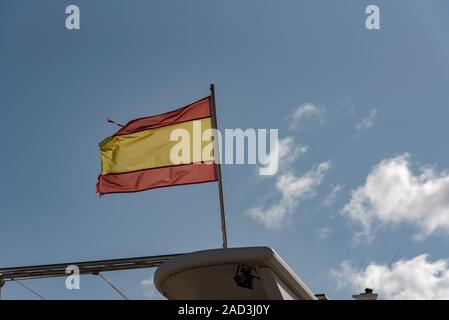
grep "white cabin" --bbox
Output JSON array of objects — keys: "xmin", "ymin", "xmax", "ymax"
[{"xmin": 154, "ymin": 246, "xmax": 318, "ymax": 300}]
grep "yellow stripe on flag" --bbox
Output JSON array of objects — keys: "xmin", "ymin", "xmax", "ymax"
[{"xmin": 99, "ymin": 118, "xmax": 213, "ymax": 175}]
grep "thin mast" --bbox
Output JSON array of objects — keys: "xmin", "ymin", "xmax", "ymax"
[{"xmin": 209, "ymin": 84, "xmax": 228, "ymax": 248}]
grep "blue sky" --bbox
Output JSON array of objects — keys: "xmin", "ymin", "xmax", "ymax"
[{"xmin": 1, "ymin": 0, "xmax": 449, "ymax": 299}]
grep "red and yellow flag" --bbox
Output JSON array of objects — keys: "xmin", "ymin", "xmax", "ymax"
[{"xmin": 96, "ymin": 97, "xmax": 217, "ymax": 195}]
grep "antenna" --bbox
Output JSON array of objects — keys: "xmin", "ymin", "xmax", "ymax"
[
  {"xmin": 346, "ymin": 245, "xmax": 362, "ymax": 293},
  {"xmin": 350, "ymin": 248, "xmax": 400, "ymax": 300},
  {"xmin": 374, "ymin": 248, "xmax": 400, "ymax": 291}
]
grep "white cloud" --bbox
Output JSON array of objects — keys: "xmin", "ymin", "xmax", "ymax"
[
  {"xmin": 288, "ymin": 103, "xmax": 323, "ymax": 130},
  {"xmin": 355, "ymin": 108, "xmax": 377, "ymax": 131},
  {"xmin": 256, "ymin": 136, "xmax": 307, "ymax": 176},
  {"xmin": 332, "ymin": 254, "xmax": 449, "ymax": 299},
  {"xmin": 342, "ymin": 154, "xmax": 449, "ymax": 240},
  {"xmin": 277, "ymin": 136, "xmax": 308, "ymax": 168},
  {"xmin": 141, "ymin": 278, "xmax": 163, "ymax": 300},
  {"xmin": 248, "ymin": 104, "xmax": 330, "ymax": 229},
  {"xmin": 321, "ymin": 184, "xmax": 343, "ymax": 208},
  {"xmin": 247, "ymin": 160, "xmax": 331, "ymax": 228}
]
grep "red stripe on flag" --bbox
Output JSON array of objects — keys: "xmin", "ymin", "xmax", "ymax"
[
  {"xmin": 96, "ymin": 162, "xmax": 217, "ymax": 195},
  {"xmin": 114, "ymin": 96, "xmax": 211, "ymax": 135}
]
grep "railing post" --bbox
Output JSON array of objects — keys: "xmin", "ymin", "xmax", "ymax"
[{"xmin": 0, "ymin": 276, "xmax": 5, "ymax": 300}]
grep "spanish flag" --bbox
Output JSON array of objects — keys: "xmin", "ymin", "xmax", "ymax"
[{"xmin": 96, "ymin": 96, "xmax": 217, "ymax": 195}]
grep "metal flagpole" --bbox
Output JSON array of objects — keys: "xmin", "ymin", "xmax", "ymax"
[{"xmin": 209, "ymin": 84, "xmax": 229, "ymax": 249}]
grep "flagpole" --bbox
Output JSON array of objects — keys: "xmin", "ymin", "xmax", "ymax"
[{"xmin": 209, "ymin": 84, "xmax": 229, "ymax": 249}]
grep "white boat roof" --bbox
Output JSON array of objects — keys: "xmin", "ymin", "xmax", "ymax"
[{"xmin": 154, "ymin": 246, "xmax": 317, "ymax": 300}]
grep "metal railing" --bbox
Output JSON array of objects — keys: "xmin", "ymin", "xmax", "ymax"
[{"xmin": 0, "ymin": 253, "xmax": 181, "ymax": 282}]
